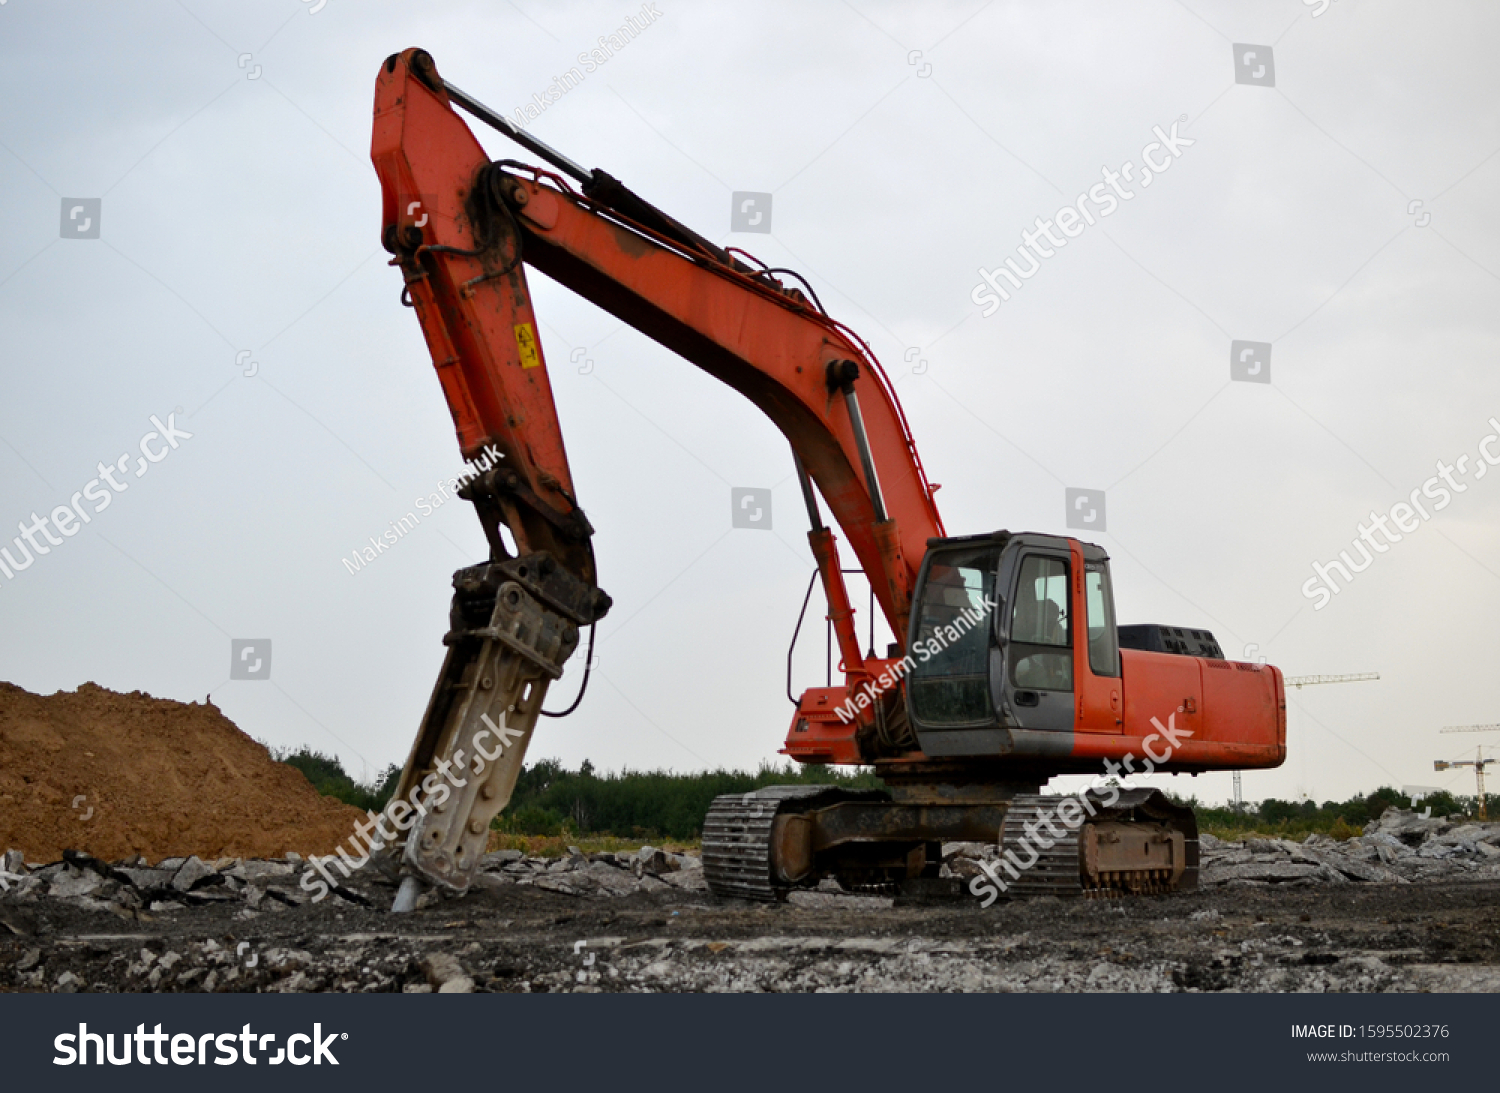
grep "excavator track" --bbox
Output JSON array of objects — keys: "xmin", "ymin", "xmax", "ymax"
[
  {"xmin": 999, "ymin": 787, "xmax": 1198, "ymax": 899},
  {"xmin": 702, "ymin": 786, "xmax": 849, "ymax": 901},
  {"xmin": 707, "ymin": 785, "xmax": 1199, "ymax": 902}
]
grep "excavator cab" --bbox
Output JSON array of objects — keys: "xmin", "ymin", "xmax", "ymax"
[{"xmin": 905, "ymin": 532, "xmax": 1119, "ymax": 757}]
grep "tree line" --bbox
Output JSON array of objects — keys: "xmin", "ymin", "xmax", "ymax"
[
  {"xmin": 275, "ymin": 748, "xmax": 879, "ymax": 840},
  {"xmin": 276, "ymin": 746, "xmax": 1479, "ymax": 842}
]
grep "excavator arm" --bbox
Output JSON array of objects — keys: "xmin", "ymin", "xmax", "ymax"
[{"xmin": 372, "ymin": 48, "xmax": 943, "ymax": 903}]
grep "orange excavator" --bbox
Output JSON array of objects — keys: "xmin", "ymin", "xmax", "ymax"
[{"xmin": 372, "ymin": 50, "xmax": 1285, "ymax": 910}]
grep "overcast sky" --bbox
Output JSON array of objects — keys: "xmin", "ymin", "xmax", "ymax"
[{"xmin": 2, "ymin": 0, "xmax": 1497, "ymax": 809}]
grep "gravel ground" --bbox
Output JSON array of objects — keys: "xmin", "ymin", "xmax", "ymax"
[{"xmin": 5, "ymin": 810, "xmax": 1499, "ymax": 994}]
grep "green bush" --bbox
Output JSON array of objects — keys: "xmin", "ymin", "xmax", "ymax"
[
  {"xmin": 494, "ymin": 758, "xmax": 884, "ymax": 840},
  {"xmin": 275, "ymin": 746, "xmax": 881, "ymax": 840},
  {"xmin": 505, "ymin": 805, "xmax": 568, "ymax": 837}
]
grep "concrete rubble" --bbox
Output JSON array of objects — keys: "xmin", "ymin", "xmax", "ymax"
[
  {"xmin": 0, "ymin": 845, "xmax": 708, "ymax": 922},
  {"xmin": 929, "ymin": 809, "xmax": 1500, "ymax": 889},
  {"xmin": 4, "ymin": 810, "xmax": 1500, "ymax": 993},
  {"xmin": 7, "ymin": 812, "xmax": 1483, "ymax": 927},
  {"xmin": 1194, "ymin": 809, "xmax": 1500, "ymax": 887}
]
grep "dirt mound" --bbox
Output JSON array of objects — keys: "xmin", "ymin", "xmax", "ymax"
[{"xmin": 0, "ymin": 681, "xmax": 366, "ymax": 864}]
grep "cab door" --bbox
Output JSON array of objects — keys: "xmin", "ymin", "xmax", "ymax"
[
  {"xmin": 996, "ymin": 546, "xmax": 1075, "ymax": 732},
  {"xmin": 1075, "ymin": 543, "xmax": 1124, "ymax": 735}
]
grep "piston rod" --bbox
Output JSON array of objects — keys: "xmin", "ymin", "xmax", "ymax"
[{"xmin": 443, "ymin": 79, "xmax": 591, "ymax": 184}]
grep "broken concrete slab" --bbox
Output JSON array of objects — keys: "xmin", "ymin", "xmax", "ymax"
[
  {"xmin": 1201, "ymin": 861, "xmax": 1322, "ymax": 883},
  {"xmin": 1291, "ymin": 844, "xmax": 1408, "ymax": 884},
  {"xmin": 172, "ymin": 856, "xmax": 215, "ymax": 892},
  {"xmin": 47, "ymin": 865, "xmax": 108, "ymax": 900}
]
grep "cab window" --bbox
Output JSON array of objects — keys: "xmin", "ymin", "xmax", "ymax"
[
  {"xmin": 907, "ymin": 546, "xmax": 1000, "ymax": 726},
  {"xmin": 1009, "ymin": 555, "xmax": 1072, "ymax": 692},
  {"xmin": 1085, "ymin": 561, "xmax": 1120, "ymax": 677}
]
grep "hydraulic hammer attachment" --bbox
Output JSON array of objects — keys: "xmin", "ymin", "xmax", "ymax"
[{"xmin": 391, "ymin": 552, "xmax": 609, "ymax": 910}]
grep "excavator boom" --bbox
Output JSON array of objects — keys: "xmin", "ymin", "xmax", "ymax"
[{"xmin": 373, "ymin": 49, "xmax": 941, "ymax": 641}]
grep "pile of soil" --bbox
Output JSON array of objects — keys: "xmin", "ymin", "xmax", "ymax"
[{"xmin": 0, "ymin": 681, "xmax": 366, "ymax": 863}]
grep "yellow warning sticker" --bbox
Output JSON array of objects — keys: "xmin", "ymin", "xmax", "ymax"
[{"xmin": 514, "ymin": 322, "xmax": 541, "ymax": 369}]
